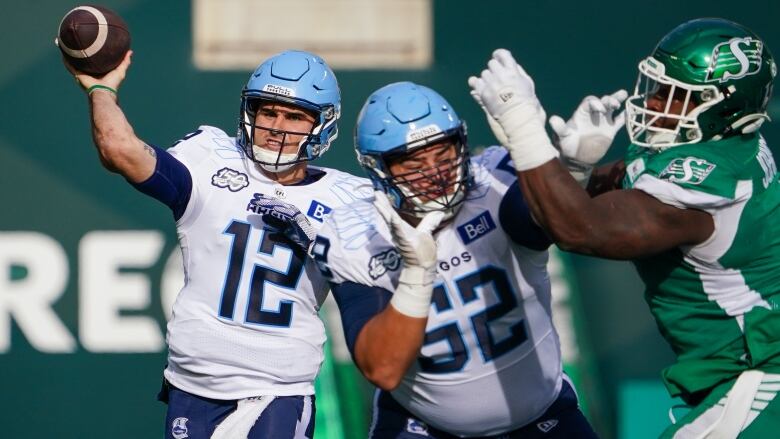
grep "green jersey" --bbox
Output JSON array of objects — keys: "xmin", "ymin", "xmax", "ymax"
[{"xmin": 622, "ymin": 133, "xmax": 780, "ymax": 400}]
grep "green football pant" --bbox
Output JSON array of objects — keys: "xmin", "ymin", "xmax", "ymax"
[{"xmin": 661, "ymin": 371, "xmax": 780, "ymax": 439}]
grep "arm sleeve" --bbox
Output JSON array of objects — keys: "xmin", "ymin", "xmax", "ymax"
[
  {"xmin": 498, "ymin": 180, "xmax": 552, "ymax": 250},
  {"xmin": 130, "ymin": 145, "xmax": 193, "ymax": 221},
  {"xmin": 330, "ymin": 281, "xmax": 392, "ymax": 358}
]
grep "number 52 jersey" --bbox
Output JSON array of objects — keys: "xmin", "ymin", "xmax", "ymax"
[{"xmin": 315, "ymin": 147, "xmax": 564, "ymax": 437}]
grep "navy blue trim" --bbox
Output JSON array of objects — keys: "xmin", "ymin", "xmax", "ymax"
[
  {"xmin": 371, "ymin": 379, "xmax": 596, "ymax": 438},
  {"xmin": 288, "ymin": 168, "xmax": 327, "ymax": 186},
  {"xmin": 498, "ymin": 181, "xmax": 551, "ymax": 250},
  {"xmin": 131, "ymin": 145, "xmax": 193, "ymax": 221},
  {"xmin": 330, "ymin": 281, "xmax": 392, "ymax": 358}
]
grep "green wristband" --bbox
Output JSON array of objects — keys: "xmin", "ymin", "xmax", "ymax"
[{"xmin": 87, "ymin": 84, "xmax": 117, "ymax": 96}]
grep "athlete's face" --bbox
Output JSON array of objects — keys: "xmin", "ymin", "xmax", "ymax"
[
  {"xmin": 646, "ymin": 84, "xmax": 699, "ymax": 129},
  {"xmin": 253, "ymin": 102, "xmax": 317, "ymax": 154},
  {"xmin": 386, "ymin": 139, "xmax": 460, "ymax": 201}
]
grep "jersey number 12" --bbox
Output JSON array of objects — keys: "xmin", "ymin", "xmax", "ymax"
[{"xmin": 218, "ymin": 220, "xmax": 305, "ymax": 327}]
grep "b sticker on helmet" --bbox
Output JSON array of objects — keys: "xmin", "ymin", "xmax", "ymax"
[
  {"xmin": 659, "ymin": 157, "xmax": 716, "ymax": 184},
  {"xmin": 706, "ymin": 37, "xmax": 763, "ymax": 83}
]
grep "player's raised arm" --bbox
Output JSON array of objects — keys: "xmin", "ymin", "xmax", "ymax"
[
  {"xmin": 469, "ymin": 49, "xmax": 713, "ymax": 259},
  {"xmin": 346, "ymin": 193, "xmax": 442, "ymax": 390},
  {"xmin": 64, "ymin": 50, "xmax": 156, "ymax": 183}
]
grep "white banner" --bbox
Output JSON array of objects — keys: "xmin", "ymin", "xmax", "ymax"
[{"xmin": 193, "ymin": 0, "xmax": 432, "ymax": 70}]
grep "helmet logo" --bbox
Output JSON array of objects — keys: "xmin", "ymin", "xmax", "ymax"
[
  {"xmin": 406, "ymin": 124, "xmax": 442, "ymax": 143},
  {"xmin": 706, "ymin": 37, "xmax": 763, "ymax": 83},
  {"xmin": 262, "ymin": 83, "xmax": 296, "ymax": 97}
]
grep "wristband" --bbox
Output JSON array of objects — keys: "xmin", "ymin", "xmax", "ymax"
[
  {"xmin": 390, "ymin": 266, "xmax": 436, "ymax": 318},
  {"xmin": 497, "ymin": 100, "xmax": 559, "ymax": 171},
  {"xmin": 561, "ymin": 156, "xmax": 594, "ymax": 187},
  {"xmin": 87, "ymin": 84, "xmax": 117, "ymax": 96}
]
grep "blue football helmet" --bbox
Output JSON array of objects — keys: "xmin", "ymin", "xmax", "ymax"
[
  {"xmin": 355, "ymin": 82, "xmax": 471, "ymax": 219},
  {"xmin": 238, "ymin": 50, "xmax": 341, "ymax": 171}
]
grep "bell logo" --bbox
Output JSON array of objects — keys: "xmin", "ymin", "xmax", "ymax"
[
  {"xmin": 307, "ymin": 200, "xmax": 332, "ymax": 222},
  {"xmin": 457, "ymin": 211, "xmax": 496, "ymax": 244},
  {"xmin": 706, "ymin": 37, "xmax": 763, "ymax": 83}
]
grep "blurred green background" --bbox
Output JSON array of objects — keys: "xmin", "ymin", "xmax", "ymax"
[{"xmin": 1, "ymin": 1, "xmax": 778, "ymax": 438}]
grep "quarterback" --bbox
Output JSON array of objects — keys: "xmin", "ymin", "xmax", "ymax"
[
  {"xmin": 314, "ymin": 82, "xmax": 598, "ymax": 438},
  {"xmin": 64, "ymin": 49, "xmax": 370, "ymax": 438},
  {"xmin": 470, "ymin": 18, "xmax": 780, "ymax": 438}
]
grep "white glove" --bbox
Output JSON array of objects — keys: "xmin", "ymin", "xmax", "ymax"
[
  {"xmin": 468, "ymin": 49, "xmax": 559, "ymax": 171},
  {"xmin": 550, "ymin": 90, "xmax": 628, "ymax": 185},
  {"xmin": 374, "ymin": 192, "xmax": 443, "ymax": 318},
  {"xmin": 248, "ymin": 193, "xmax": 317, "ymax": 255},
  {"xmin": 470, "ymin": 74, "xmax": 546, "ymax": 147}
]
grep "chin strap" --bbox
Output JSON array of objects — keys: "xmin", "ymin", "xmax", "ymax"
[
  {"xmin": 733, "ymin": 113, "xmax": 770, "ymax": 134},
  {"xmin": 712, "ymin": 113, "xmax": 770, "ymax": 141}
]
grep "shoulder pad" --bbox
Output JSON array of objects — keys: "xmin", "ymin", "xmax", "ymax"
[
  {"xmin": 624, "ymin": 142, "xmax": 743, "ymax": 200},
  {"xmin": 167, "ymin": 125, "xmax": 242, "ymax": 168}
]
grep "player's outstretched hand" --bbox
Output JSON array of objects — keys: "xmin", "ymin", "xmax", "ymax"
[
  {"xmin": 63, "ymin": 50, "xmax": 133, "ymax": 94},
  {"xmin": 468, "ymin": 49, "xmax": 541, "ymax": 119},
  {"xmin": 469, "ymin": 67, "xmax": 546, "ymax": 147},
  {"xmin": 248, "ymin": 194, "xmax": 317, "ymax": 256},
  {"xmin": 549, "ymin": 89, "xmax": 628, "ymax": 185},
  {"xmin": 373, "ymin": 191, "xmax": 442, "ymax": 272},
  {"xmin": 468, "ymin": 49, "xmax": 558, "ymax": 171}
]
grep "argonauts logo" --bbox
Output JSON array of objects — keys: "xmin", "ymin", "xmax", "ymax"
[
  {"xmin": 406, "ymin": 418, "xmax": 430, "ymax": 436},
  {"xmin": 368, "ymin": 248, "xmax": 402, "ymax": 279},
  {"xmin": 171, "ymin": 417, "xmax": 189, "ymax": 439}
]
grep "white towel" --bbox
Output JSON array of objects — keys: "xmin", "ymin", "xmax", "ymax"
[{"xmin": 211, "ymin": 396, "xmax": 276, "ymax": 439}]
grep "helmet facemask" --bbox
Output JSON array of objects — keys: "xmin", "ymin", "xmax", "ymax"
[
  {"xmin": 626, "ymin": 57, "xmax": 724, "ymax": 149},
  {"xmin": 362, "ymin": 131, "xmax": 471, "ymax": 221}
]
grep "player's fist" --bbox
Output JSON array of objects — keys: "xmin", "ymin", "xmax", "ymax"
[{"xmin": 373, "ymin": 192, "xmax": 442, "ymax": 271}]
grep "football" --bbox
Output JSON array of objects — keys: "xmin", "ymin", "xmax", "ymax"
[{"xmin": 55, "ymin": 5, "xmax": 130, "ymax": 77}]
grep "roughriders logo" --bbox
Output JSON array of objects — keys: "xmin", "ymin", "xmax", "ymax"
[
  {"xmin": 368, "ymin": 248, "xmax": 402, "ymax": 279},
  {"xmin": 659, "ymin": 157, "xmax": 716, "ymax": 184},
  {"xmin": 706, "ymin": 37, "xmax": 763, "ymax": 82},
  {"xmin": 211, "ymin": 167, "xmax": 249, "ymax": 192}
]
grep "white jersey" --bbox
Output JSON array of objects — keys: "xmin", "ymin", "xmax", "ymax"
[
  {"xmin": 163, "ymin": 125, "xmax": 372, "ymax": 400},
  {"xmin": 317, "ymin": 147, "xmax": 563, "ymax": 436}
]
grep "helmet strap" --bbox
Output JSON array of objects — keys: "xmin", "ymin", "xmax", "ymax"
[{"xmin": 732, "ymin": 113, "xmax": 770, "ymax": 134}]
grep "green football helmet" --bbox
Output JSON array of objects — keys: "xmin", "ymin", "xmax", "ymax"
[{"xmin": 626, "ymin": 18, "xmax": 777, "ymax": 148}]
